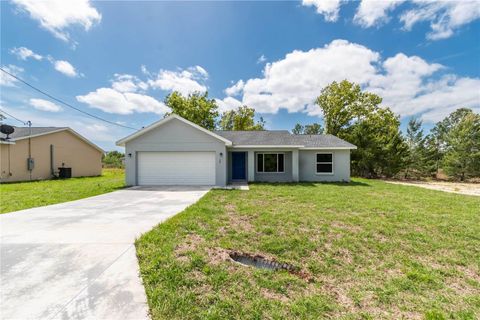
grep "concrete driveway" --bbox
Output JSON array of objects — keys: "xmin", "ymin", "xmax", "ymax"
[{"xmin": 0, "ymin": 186, "xmax": 210, "ymax": 320}]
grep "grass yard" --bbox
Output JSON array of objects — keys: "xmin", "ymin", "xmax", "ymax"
[
  {"xmin": 136, "ymin": 179, "xmax": 480, "ymax": 320},
  {"xmin": 0, "ymin": 168, "xmax": 125, "ymax": 214}
]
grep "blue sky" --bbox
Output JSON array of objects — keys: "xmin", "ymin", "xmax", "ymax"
[{"xmin": 1, "ymin": 0, "xmax": 479, "ymax": 151}]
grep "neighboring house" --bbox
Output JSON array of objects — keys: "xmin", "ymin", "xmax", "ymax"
[
  {"xmin": 0, "ymin": 126, "xmax": 103, "ymax": 182},
  {"xmin": 116, "ymin": 114, "xmax": 356, "ymax": 186}
]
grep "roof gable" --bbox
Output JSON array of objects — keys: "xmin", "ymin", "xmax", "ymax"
[
  {"xmin": 116, "ymin": 114, "xmax": 232, "ymax": 146},
  {"xmin": 0, "ymin": 126, "xmax": 104, "ymax": 153}
]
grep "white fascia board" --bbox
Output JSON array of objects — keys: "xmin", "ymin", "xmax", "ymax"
[
  {"xmin": 230, "ymin": 145, "xmax": 305, "ymax": 148},
  {"xmin": 300, "ymin": 146, "xmax": 357, "ymax": 150},
  {"xmin": 116, "ymin": 114, "xmax": 232, "ymax": 146}
]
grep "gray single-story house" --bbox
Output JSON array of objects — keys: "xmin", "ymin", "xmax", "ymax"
[{"xmin": 116, "ymin": 114, "xmax": 356, "ymax": 186}]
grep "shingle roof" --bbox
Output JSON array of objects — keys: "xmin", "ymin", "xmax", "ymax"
[
  {"xmin": 213, "ymin": 130, "xmax": 294, "ymax": 146},
  {"xmin": 0, "ymin": 126, "xmax": 66, "ymax": 140},
  {"xmin": 291, "ymin": 134, "xmax": 357, "ymax": 148},
  {"xmin": 214, "ymin": 130, "xmax": 356, "ymax": 148}
]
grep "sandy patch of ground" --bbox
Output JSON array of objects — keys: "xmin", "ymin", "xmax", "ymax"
[{"xmin": 384, "ymin": 180, "xmax": 480, "ymax": 196}]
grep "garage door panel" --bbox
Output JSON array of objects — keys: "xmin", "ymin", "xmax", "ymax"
[{"xmin": 137, "ymin": 152, "xmax": 215, "ymax": 185}]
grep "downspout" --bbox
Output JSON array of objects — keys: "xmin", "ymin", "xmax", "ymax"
[
  {"xmin": 27, "ymin": 121, "xmax": 32, "ymax": 180},
  {"xmin": 8, "ymin": 143, "xmax": 11, "ymax": 177},
  {"xmin": 50, "ymin": 144, "xmax": 55, "ymax": 177}
]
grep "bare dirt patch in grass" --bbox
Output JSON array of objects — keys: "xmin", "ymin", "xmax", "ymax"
[
  {"xmin": 205, "ymin": 247, "xmax": 232, "ymax": 265},
  {"xmin": 260, "ymin": 288, "xmax": 290, "ymax": 303},
  {"xmin": 332, "ymin": 247, "xmax": 353, "ymax": 265},
  {"xmin": 175, "ymin": 234, "xmax": 233, "ymax": 266},
  {"xmin": 457, "ymin": 265, "xmax": 480, "ymax": 282},
  {"xmin": 319, "ymin": 279, "xmax": 356, "ymax": 310},
  {"xmin": 174, "ymin": 233, "xmax": 205, "ymax": 262},
  {"xmin": 447, "ymin": 279, "xmax": 478, "ymax": 296},
  {"xmin": 330, "ymin": 221, "xmax": 363, "ymax": 234},
  {"xmin": 385, "ymin": 180, "xmax": 480, "ymax": 196},
  {"xmin": 222, "ymin": 203, "xmax": 255, "ymax": 233}
]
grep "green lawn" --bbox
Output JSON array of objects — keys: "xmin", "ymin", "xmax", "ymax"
[
  {"xmin": 136, "ymin": 179, "xmax": 480, "ymax": 320},
  {"xmin": 0, "ymin": 168, "xmax": 125, "ymax": 213}
]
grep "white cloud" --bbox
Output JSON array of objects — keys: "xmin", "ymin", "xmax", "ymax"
[
  {"xmin": 376, "ymin": 73, "xmax": 480, "ymax": 122},
  {"xmin": 366, "ymin": 53, "xmax": 466, "ymax": 120},
  {"xmin": 0, "ymin": 65, "xmax": 24, "ymax": 87},
  {"xmin": 111, "ymin": 74, "xmax": 148, "ymax": 93},
  {"xmin": 9, "ymin": 48, "xmax": 83, "ymax": 78},
  {"xmin": 10, "ymin": 47, "xmax": 43, "ymax": 61},
  {"xmin": 419, "ymin": 83, "xmax": 480, "ymax": 122},
  {"xmin": 354, "ymin": 0, "xmax": 404, "ymax": 27},
  {"xmin": 29, "ymin": 98, "xmax": 62, "ymax": 112},
  {"xmin": 233, "ymin": 40, "xmax": 380, "ymax": 114},
  {"xmin": 306, "ymin": 0, "xmax": 480, "ymax": 40},
  {"xmin": 12, "ymin": 0, "xmax": 101, "ymax": 42},
  {"xmin": 148, "ymin": 66, "xmax": 208, "ymax": 95},
  {"xmin": 76, "ymin": 88, "xmax": 168, "ymax": 115},
  {"xmin": 141, "ymin": 65, "xmax": 151, "ymax": 76},
  {"xmin": 257, "ymin": 54, "xmax": 267, "ymax": 64},
  {"xmin": 223, "ymin": 39, "xmax": 480, "ymax": 123},
  {"xmin": 112, "ymin": 79, "xmax": 137, "ymax": 93},
  {"xmin": 225, "ymin": 80, "xmax": 245, "ymax": 97},
  {"xmin": 216, "ymin": 96, "xmax": 243, "ymax": 113},
  {"xmin": 77, "ymin": 65, "xmax": 211, "ymax": 115},
  {"xmin": 53, "ymin": 60, "xmax": 78, "ymax": 77},
  {"xmin": 85, "ymin": 123, "xmax": 108, "ymax": 132},
  {"xmin": 302, "ymin": 0, "xmax": 344, "ymax": 22},
  {"xmin": 400, "ymin": 1, "xmax": 480, "ymax": 40},
  {"xmin": 194, "ymin": 65, "xmax": 209, "ymax": 78}
]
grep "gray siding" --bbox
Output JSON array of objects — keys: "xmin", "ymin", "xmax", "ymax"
[
  {"xmin": 124, "ymin": 118, "xmax": 227, "ymax": 186},
  {"xmin": 254, "ymin": 151, "xmax": 293, "ymax": 183},
  {"xmin": 299, "ymin": 149, "xmax": 351, "ymax": 182}
]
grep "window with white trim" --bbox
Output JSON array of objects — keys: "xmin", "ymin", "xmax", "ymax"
[
  {"xmin": 316, "ymin": 153, "xmax": 333, "ymax": 174},
  {"xmin": 257, "ymin": 153, "xmax": 284, "ymax": 173}
]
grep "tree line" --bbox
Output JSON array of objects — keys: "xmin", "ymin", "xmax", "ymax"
[
  {"xmin": 105, "ymin": 84, "xmax": 479, "ymax": 181},
  {"xmin": 102, "ymin": 150, "xmax": 124, "ymax": 168},
  {"xmin": 306, "ymin": 80, "xmax": 479, "ymax": 181}
]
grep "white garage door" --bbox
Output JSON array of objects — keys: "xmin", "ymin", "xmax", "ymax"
[{"xmin": 137, "ymin": 151, "xmax": 216, "ymax": 185}]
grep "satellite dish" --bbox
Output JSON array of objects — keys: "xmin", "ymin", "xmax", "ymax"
[{"xmin": 0, "ymin": 124, "xmax": 15, "ymax": 139}]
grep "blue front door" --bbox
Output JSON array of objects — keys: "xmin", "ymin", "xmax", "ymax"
[{"xmin": 232, "ymin": 152, "xmax": 246, "ymax": 180}]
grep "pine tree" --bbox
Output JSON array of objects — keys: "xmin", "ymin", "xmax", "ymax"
[
  {"xmin": 430, "ymin": 108, "xmax": 474, "ymax": 165},
  {"xmin": 292, "ymin": 123, "xmax": 304, "ymax": 134},
  {"xmin": 443, "ymin": 113, "xmax": 480, "ymax": 181},
  {"xmin": 404, "ymin": 118, "xmax": 430, "ymax": 179}
]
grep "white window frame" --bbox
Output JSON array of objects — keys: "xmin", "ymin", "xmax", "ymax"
[
  {"xmin": 315, "ymin": 152, "xmax": 334, "ymax": 175},
  {"xmin": 256, "ymin": 153, "xmax": 285, "ymax": 173}
]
